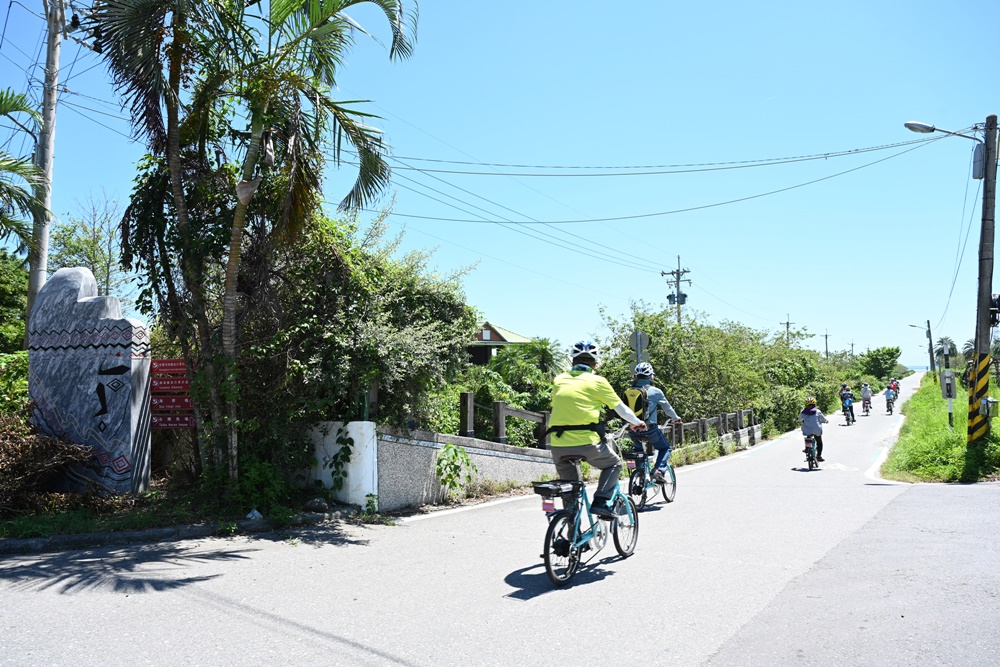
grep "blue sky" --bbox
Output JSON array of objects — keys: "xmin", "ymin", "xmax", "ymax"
[{"xmin": 2, "ymin": 0, "xmax": 998, "ymax": 367}]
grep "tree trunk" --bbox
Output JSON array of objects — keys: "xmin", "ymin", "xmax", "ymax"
[
  {"xmin": 220, "ymin": 105, "xmax": 267, "ymax": 483},
  {"xmin": 164, "ymin": 13, "xmax": 226, "ymax": 477}
]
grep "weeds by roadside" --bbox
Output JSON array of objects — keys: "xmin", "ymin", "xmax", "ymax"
[{"xmin": 882, "ymin": 374, "xmax": 1000, "ymax": 482}]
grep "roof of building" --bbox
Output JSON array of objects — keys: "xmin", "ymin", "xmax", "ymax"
[{"xmin": 471, "ymin": 321, "xmax": 534, "ymax": 346}]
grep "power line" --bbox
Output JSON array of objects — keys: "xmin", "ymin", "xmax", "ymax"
[
  {"xmin": 375, "ymin": 138, "xmax": 944, "ymax": 225},
  {"xmin": 375, "ymin": 138, "xmax": 937, "ymax": 177},
  {"xmin": 59, "ymin": 100, "xmax": 135, "ymax": 141},
  {"xmin": 935, "ymin": 181, "xmax": 982, "ymax": 331},
  {"xmin": 387, "ymin": 155, "xmax": 666, "ymax": 273},
  {"xmin": 389, "ymin": 175, "xmax": 653, "ymax": 273}
]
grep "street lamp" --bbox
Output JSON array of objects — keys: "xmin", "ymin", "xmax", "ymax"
[
  {"xmin": 908, "ymin": 322, "xmax": 936, "ymax": 377},
  {"xmin": 906, "ymin": 116, "xmax": 998, "ymax": 442}
]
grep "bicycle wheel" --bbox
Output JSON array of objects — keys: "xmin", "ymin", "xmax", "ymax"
[
  {"xmin": 660, "ymin": 464, "xmax": 676, "ymax": 502},
  {"xmin": 611, "ymin": 496, "xmax": 638, "ymax": 557},
  {"xmin": 543, "ymin": 511, "xmax": 579, "ymax": 586},
  {"xmin": 628, "ymin": 469, "xmax": 647, "ymax": 509}
]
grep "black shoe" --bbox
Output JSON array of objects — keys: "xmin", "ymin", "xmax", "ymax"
[
  {"xmin": 591, "ymin": 501, "xmax": 616, "ymax": 520},
  {"xmin": 817, "ymin": 456, "xmax": 825, "ymax": 462}
]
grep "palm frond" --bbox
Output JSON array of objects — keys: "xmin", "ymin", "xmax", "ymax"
[{"xmin": 314, "ymin": 95, "xmax": 390, "ymax": 211}]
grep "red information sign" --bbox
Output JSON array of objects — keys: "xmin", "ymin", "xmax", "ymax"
[
  {"xmin": 152, "ymin": 395, "xmax": 193, "ymax": 411},
  {"xmin": 151, "ymin": 359, "xmax": 195, "ymax": 429},
  {"xmin": 152, "ymin": 359, "xmax": 188, "ymax": 374},
  {"xmin": 152, "ymin": 377, "xmax": 190, "ymax": 392},
  {"xmin": 152, "ymin": 414, "xmax": 195, "ymax": 429}
]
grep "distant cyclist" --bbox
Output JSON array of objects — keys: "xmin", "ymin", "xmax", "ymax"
[
  {"xmin": 625, "ymin": 362, "xmax": 682, "ymax": 483},
  {"xmin": 890, "ymin": 377, "xmax": 900, "ymax": 395},
  {"xmin": 840, "ymin": 383, "xmax": 856, "ymax": 423},
  {"xmin": 860, "ymin": 382, "xmax": 874, "ymax": 413},
  {"xmin": 797, "ymin": 396, "xmax": 829, "ymax": 462},
  {"xmin": 884, "ymin": 384, "xmax": 897, "ymax": 408},
  {"xmin": 547, "ymin": 341, "xmax": 645, "ymax": 519}
]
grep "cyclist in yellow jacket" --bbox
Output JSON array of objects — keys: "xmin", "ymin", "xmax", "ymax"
[{"xmin": 547, "ymin": 340, "xmax": 645, "ymax": 519}]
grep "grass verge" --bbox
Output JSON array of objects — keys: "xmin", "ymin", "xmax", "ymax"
[{"xmin": 882, "ymin": 374, "xmax": 1000, "ymax": 483}]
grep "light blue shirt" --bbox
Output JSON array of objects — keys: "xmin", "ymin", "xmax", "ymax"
[{"xmin": 633, "ymin": 378, "xmax": 680, "ymax": 424}]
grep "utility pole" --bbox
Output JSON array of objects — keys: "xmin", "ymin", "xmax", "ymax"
[
  {"xmin": 823, "ymin": 330, "xmax": 830, "ymax": 359},
  {"xmin": 780, "ymin": 314, "xmax": 794, "ymax": 345},
  {"xmin": 969, "ymin": 113, "xmax": 998, "ymax": 444},
  {"xmin": 660, "ymin": 256, "xmax": 691, "ymax": 325},
  {"xmin": 25, "ymin": 0, "xmax": 65, "ymax": 336},
  {"xmin": 851, "ymin": 340, "xmax": 855, "ymax": 357},
  {"xmin": 925, "ymin": 319, "xmax": 937, "ymax": 378}
]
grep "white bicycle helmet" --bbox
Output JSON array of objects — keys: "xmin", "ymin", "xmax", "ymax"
[
  {"xmin": 634, "ymin": 362, "xmax": 654, "ymax": 377},
  {"xmin": 570, "ymin": 340, "xmax": 601, "ymax": 365}
]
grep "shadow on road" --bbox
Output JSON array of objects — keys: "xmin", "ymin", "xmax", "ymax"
[
  {"xmin": 0, "ymin": 541, "xmax": 241, "ymax": 594},
  {"xmin": 503, "ymin": 556, "xmax": 617, "ymax": 601},
  {"xmin": 245, "ymin": 522, "xmax": 373, "ymax": 550}
]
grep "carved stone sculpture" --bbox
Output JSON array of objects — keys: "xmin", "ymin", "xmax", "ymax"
[{"xmin": 28, "ymin": 268, "xmax": 151, "ymax": 493}]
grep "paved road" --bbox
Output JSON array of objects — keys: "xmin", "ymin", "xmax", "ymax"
[{"xmin": 2, "ymin": 373, "xmax": 998, "ymax": 666}]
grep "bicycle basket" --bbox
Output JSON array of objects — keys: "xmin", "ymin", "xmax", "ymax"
[{"xmin": 532, "ymin": 481, "xmax": 582, "ymax": 497}]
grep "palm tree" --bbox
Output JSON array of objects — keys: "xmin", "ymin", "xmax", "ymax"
[
  {"xmin": 95, "ymin": 0, "xmax": 416, "ymax": 482},
  {"xmin": 963, "ymin": 338, "xmax": 975, "ymax": 364},
  {"xmin": 934, "ymin": 336, "xmax": 958, "ymax": 366},
  {"xmin": 0, "ymin": 88, "xmax": 42, "ymax": 248},
  {"xmin": 211, "ymin": 1, "xmax": 415, "ymax": 481},
  {"xmin": 94, "ymin": 0, "xmax": 237, "ymax": 472}
]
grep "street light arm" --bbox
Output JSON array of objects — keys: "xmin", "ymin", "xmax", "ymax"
[{"xmin": 904, "ymin": 121, "xmax": 983, "ymax": 144}]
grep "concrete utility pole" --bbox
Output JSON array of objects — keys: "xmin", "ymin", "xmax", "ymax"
[
  {"xmin": 661, "ymin": 256, "xmax": 691, "ymax": 325},
  {"xmin": 969, "ymin": 114, "xmax": 998, "ymax": 443},
  {"xmin": 780, "ymin": 314, "xmax": 794, "ymax": 345},
  {"xmin": 824, "ymin": 330, "xmax": 830, "ymax": 359},
  {"xmin": 25, "ymin": 0, "xmax": 64, "ymax": 336},
  {"xmin": 905, "ymin": 114, "xmax": 997, "ymax": 442},
  {"xmin": 925, "ymin": 320, "xmax": 937, "ymax": 377}
]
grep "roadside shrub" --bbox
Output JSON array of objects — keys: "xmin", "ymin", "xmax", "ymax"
[
  {"xmin": 0, "ymin": 403, "xmax": 92, "ymax": 516},
  {"xmin": 0, "ymin": 352, "xmax": 28, "ymax": 416}
]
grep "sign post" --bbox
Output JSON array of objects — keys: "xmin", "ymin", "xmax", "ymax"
[{"xmin": 628, "ymin": 330, "xmax": 650, "ymax": 367}]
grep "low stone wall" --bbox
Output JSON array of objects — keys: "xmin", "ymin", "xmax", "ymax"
[
  {"xmin": 306, "ymin": 421, "xmax": 763, "ymax": 513},
  {"xmin": 376, "ymin": 426, "xmax": 552, "ymax": 512}
]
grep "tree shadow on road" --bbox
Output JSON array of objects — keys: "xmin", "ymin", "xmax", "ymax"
[
  {"xmin": 0, "ymin": 541, "xmax": 244, "ymax": 594},
  {"xmin": 503, "ymin": 556, "xmax": 617, "ymax": 601},
  {"xmin": 244, "ymin": 521, "xmax": 373, "ymax": 549}
]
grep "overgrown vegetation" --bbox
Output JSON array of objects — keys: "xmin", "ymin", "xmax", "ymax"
[
  {"xmin": 882, "ymin": 374, "xmax": 1000, "ymax": 482},
  {"xmin": 597, "ymin": 307, "xmax": 890, "ymax": 438}
]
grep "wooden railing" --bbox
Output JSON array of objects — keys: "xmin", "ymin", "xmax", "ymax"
[
  {"xmin": 459, "ymin": 392, "xmax": 549, "ymax": 447},
  {"xmin": 459, "ymin": 392, "xmax": 755, "ymax": 450}
]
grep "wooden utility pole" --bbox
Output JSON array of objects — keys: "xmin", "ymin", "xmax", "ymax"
[
  {"xmin": 661, "ymin": 256, "xmax": 691, "ymax": 325},
  {"xmin": 823, "ymin": 330, "xmax": 830, "ymax": 359},
  {"xmin": 780, "ymin": 314, "xmax": 794, "ymax": 345}
]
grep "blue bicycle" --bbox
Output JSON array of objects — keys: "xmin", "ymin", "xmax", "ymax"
[
  {"xmin": 533, "ymin": 463, "xmax": 639, "ymax": 586},
  {"xmin": 612, "ymin": 426, "xmax": 676, "ymax": 509}
]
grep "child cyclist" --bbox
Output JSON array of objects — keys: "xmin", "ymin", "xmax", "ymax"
[{"xmin": 797, "ymin": 396, "xmax": 829, "ymax": 461}]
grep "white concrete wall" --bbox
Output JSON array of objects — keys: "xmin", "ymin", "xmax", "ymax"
[{"xmin": 307, "ymin": 421, "xmax": 378, "ymax": 507}]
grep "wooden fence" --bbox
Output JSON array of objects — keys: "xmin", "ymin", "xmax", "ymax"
[{"xmin": 459, "ymin": 392, "xmax": 754, "ymax": 450}]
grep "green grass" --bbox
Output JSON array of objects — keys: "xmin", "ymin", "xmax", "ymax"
[{"xmin": 882, "ymin": 374, "xmax": 1000, "ymax": 483}]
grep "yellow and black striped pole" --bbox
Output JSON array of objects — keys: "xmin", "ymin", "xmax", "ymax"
[
  {"xmin": 968, "ymin": 353, "xmax": 991, "ymax": 442},
  {"xmin": 968, "ymin": 114, "xmax": 998, "ymax": 444}
]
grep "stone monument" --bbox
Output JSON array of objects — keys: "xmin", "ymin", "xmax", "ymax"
[{"xmin": 28, "ymin": 268, "xmax": 151, "ymax": 493}]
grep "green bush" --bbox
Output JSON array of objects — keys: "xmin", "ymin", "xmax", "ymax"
[{"xmin": 0, "ymin": 352, "xmax": 28, "ymax": 415}]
